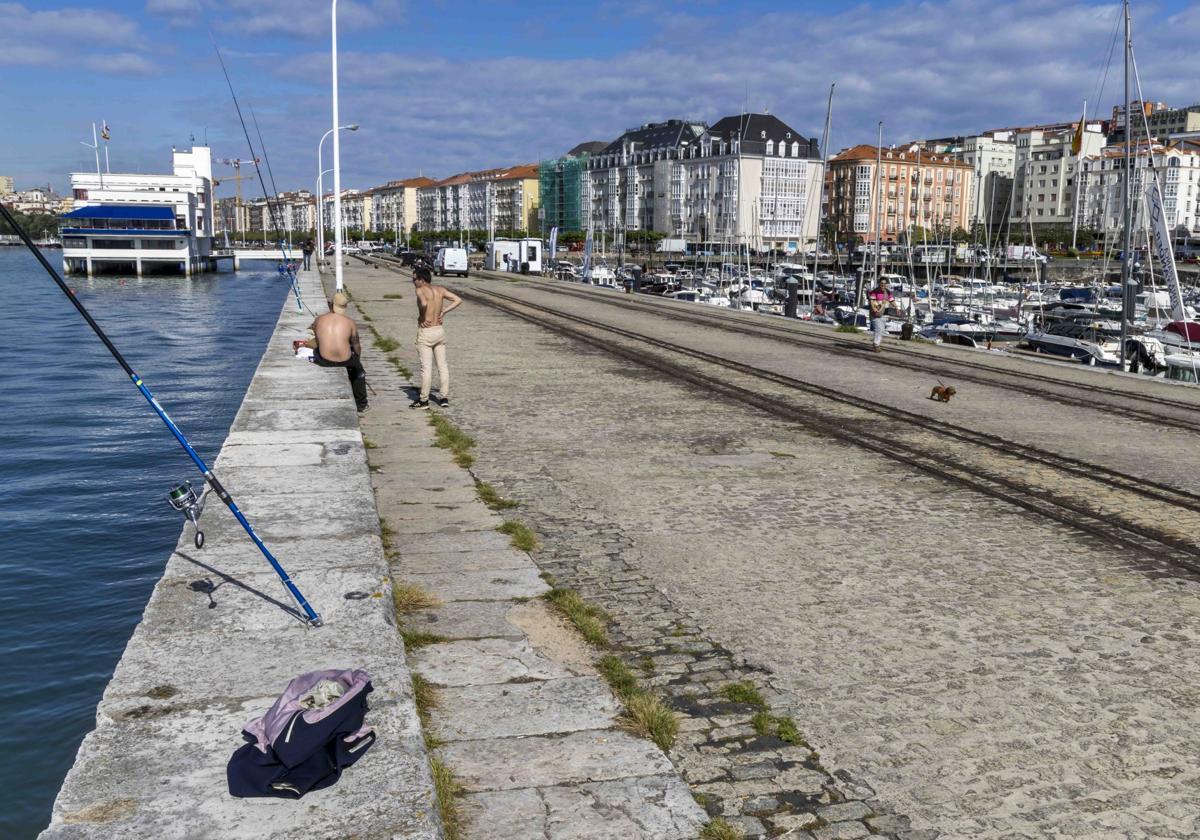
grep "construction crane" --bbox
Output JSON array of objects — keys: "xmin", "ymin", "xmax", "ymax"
[{"xmin": 214, "ymin": 157, "xmax": 259, "ymax": 241}]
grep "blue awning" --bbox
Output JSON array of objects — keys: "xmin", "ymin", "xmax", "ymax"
[{"xmin": 60, "ymin": 204, "xmax": 176, "ymax": 220}]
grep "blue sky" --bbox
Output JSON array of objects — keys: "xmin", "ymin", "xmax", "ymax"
[{"xmin": 2, "ymin": 0, "xmax": 1198, "ymax": 198}]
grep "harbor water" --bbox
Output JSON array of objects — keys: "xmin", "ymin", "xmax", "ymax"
[{"xmin": 0, "ymin": 250, "xmax": 288, "ymax": 837}]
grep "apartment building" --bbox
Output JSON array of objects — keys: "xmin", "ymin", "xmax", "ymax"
[
  {"xmin": 416, "ymin": 165, "xmax": 540, "ymax": 233},
  {"xmin": 1010, "ymin": 122, "xmax": 1105, "ymax": 230},
  {"xmin": 320, "ymin": 189, "xmax": 365, "ymax": 235},
  {"xmin": 367, "ymin": 177, "xmax": 434, "ymax": 238},
  {"xmin": 1080, "ymin": 143, "xmax": 1200, "ymax": 241},
  {"xmin": 827, "ymin": 143, "xmax": 973, "ymax": 243},
  {"xmin": 0, "ymin": 175, "xmax": 14, "ymax": 195},
  {"xmin": 580, "ymin": 114, "xmax": 822, "ymax": 252}
]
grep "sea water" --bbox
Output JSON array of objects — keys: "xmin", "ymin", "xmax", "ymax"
[{"xmin": 0, "ymin": 249, "xmax": 288, "ymax": 837}]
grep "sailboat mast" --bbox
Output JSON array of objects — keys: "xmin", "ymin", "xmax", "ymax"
[
  {"xmin": 811, "ymin": 84, "xmax": 834, "ymax": 288},
  {"xmin": 1120, "ymin": 0, "xmax": 1133, "ymax": 369},
  {"xmin": 872, "ymin": 121, "xmax": 883, "ymax": 302}
]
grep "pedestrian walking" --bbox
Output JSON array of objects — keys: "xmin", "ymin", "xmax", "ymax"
[
  {"xmin": 866, "ymin": 276, "xmax": 895, "ymax": 352},
  {"xmin": 301, "ymin": 239, "xmax": 314, "ymax": 271},
  {"xmin": 409, "ymin": 266, "xmax": 461, "ymax": 409}
]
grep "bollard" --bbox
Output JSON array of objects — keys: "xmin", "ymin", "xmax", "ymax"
[
  {"xmin": 900, "ymin": 322, "xmax": 914, "ymax": 341},
  {"xmin": 785, "ymin": 278, "xmax": 798, "ymax": 318}
]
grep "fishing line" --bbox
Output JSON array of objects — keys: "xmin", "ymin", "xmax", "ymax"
[
  {"xmin": 0, "ymin": 202, "xmax": 322, "ymax": 628},
  {"xmin": 209, "ymin": 30, "xmax": 309, "ymax": 316}
]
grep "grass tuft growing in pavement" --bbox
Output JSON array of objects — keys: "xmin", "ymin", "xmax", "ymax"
[
  {"xmin": 411, "ymin": 673, "xmax": 437, "ymax": 725},
  {"xmin": 597, "ymin": 655, "xmax": 640, "ymax": 699},
  {"xmin": 700, "ymin": 818, "xmax": 744, "ymax": 840},
  {"xmin": 387, "ymin": 355, "xmax": 413, "ymax": 379},
  {"xmin": 373, "ymin": 335, "xmax": 400, "ymax": 352},
  {"xmin": 497, "ymin": 519, "xmax": 537, "ymax": 552},
  {"xmin": 362, "ymin": 436, "xmax": 377, "ymax": 450},
  {"xmin": 597, "ymin": 655, "xmax": 679, "ymax": 751},
  {"xmin": 430, "ymin": 757, "xmax": 463, "ymax": 840},
  {"xmin": 392, "ymin": 581, "xmax": 440, "ymax": 614},
  {"xmin": 429, "ymin": 414, "xmax": 475, "ymax": 468},
  {"xmin": 624, "ymin": 692, "xmax": 678, "ymax": 752},
  {"xmin": 475, "ymin": 480, "xmax": 519, "ymax": 511},
  {"xmin": 719, "ymin": 681, "xmax": 767, "ymax": 709},
  {"xmin": 544, "ymin": 588, "xmax": 609, "ymax": 648},
  {"xmin": 776, "ymin": 715, "xmax": 803, "ymax": 745},
  {"xmin": 399, "ymin": 627, "xmax": 446, "ymax": 649},
  {"xmin": 379, "ymin": 518, "xmax": 397, "ymax": 554},
  {"xmin": 383, "ymin": 292, "xmax": 404, "ymax": 299},
  {"xmin": 750, "ymin": 709, "xmax": 772, "ymax": 737},
  {"xmin": 834, "ymin": 323, "xmax": 860, "ymax": 334}
]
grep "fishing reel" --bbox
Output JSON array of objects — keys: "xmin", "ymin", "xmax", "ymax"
[{"xmin": 167, "ymin": 480, "xmax": 211, "ymax": 549}]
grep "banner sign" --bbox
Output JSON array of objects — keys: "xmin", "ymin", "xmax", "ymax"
[{"xmin": 1145, "ymin": 179, "xmax": 1187, "ymax": 322}]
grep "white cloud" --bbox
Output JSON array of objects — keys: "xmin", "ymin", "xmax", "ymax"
[
  {"xmin": 1, "ymin": 3, "xmax": 155, "ymax": 74},
  {"xmin": 32, "ymin": 0, "xmax": 1200, "ymax": 198},
  {"xmin": 145, "ymin": 0, "xmax": 406, "ymax": 37},
  {"xmin": 85, "ymin": 52, "xmax": 158, "ymax": 77}
]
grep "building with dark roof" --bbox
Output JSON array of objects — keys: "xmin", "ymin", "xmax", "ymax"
[{"xmin": 580, "ymin": 113, "xmax": 823, "ymax": 253}]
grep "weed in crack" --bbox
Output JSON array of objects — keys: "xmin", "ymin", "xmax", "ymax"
[
  {"xmin": 392, "ymin": 581, "xmax": 440, "ymax": 614},
  {"xmin": 700, "ymin": 818, "xmax": 744, "ymax": 840},
  {"xmin": 497, "ymin": 519, "xmax": 537, "ymax": 552},
  {"xmin": 544, "ymin": 588, "xmax": 609, "ymax": 648},
  {"xmin": 430, "ymin": 758, "xmax": 463, "ymax": 840},
  {"xmin": 719, "ymin": 681, "xmax": 766, "ymax": 709},
  {"xmin": 475, "ymin": 481, "xmax": 519, "ymax": 510},
  {"xmin": 429, "ymin": 414, "xmax": 475, "ymax": 468}
]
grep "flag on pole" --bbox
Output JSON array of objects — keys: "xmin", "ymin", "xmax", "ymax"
[
  {"xmin": 100, "ymin": 121, "xmax": 111, "ymax": 141},
  {"xmin": 1070, "ymin": 107, "xmax": 1086, "ymax": 156},
  {"xmin": 548, "ymin": 226, "xmax": 558, "ymax": 261}
]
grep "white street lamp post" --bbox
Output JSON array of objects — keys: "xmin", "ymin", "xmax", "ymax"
[
  {"xmin": 317, "ymin": 123, "xmax": 357, "ymax": 269},
  {"xmin": 331, "ymin": 0, "xmax": 345, "ymax": 291},
  {"xmin": 316, "ymin": 167, "xmax": 333, "ymax": 263}
]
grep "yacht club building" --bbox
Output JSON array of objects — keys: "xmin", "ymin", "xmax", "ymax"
[{"xmin": 61, "ymin": 146, "xmax": 215, "ymax": 276}]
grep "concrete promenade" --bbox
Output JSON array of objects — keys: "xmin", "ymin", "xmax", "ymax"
[
  {"xmin": 343, "ymin": 260, "xmax": 1200, "ymax": 839},
  {"xmin": 41, "ymin": 267, "xmax": 441, "ymax": 838},
  {"xmin": 347, "ymin": 270, "xmax": 709, "ymax": 838}
]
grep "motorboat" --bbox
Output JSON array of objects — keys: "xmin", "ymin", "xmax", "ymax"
[{"xmin": 1023, "ymin": 320, "xmax": 1122, "ymax": 366}]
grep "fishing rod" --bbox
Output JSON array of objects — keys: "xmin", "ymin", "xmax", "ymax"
[
  {"xmin": 0, "ymin": 203, "xmax": 323, "ymax": 628},
  {"xmin": 210, "ymin": 33, "xmax": 308, "ymax": 315}
]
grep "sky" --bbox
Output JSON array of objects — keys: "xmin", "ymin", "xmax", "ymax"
[{"xmin": 2, "ymin": 0, "xmax": 1198, "ymax": 198}]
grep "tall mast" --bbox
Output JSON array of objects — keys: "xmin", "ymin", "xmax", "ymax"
[
  {"xmin": 1119, "ymin": 0, "xmax": 1132, "ymax": 369},
  {"xmin": 811, "ymin": 84, "xmax": 835, "ymax": 287},
  {"xmin": 873, "ymin": 121, "xmax": 884, "ymax": 291}
]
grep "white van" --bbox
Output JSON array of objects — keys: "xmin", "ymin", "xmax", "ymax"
[{"xmin": 434, "ymin": 247, "xmax": 469, "ymax": 277}]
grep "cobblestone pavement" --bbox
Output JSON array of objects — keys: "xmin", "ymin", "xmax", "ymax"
[{"xmin": 346, "ymin": 263, "xmax": 1200, "ymax": 838}]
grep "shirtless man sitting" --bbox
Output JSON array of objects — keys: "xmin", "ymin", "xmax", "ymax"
[
  {"xmin": 410, "ymin": 266, "xmax": 461, "ymax": 409},
  {"xmin": 310, "ymin": 291, "xmax": 368, "ymax": 412}
]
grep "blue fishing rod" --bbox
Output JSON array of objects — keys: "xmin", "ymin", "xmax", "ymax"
[{"xmin": 0, "ymin": 202, "xmax": 323, "ymax": 628}]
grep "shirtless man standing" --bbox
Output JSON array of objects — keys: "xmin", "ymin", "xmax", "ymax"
[
  {"xmin": 310, "ymin": 291, "xmax": 369, "ymax": 412},
  {"xmin": 410, "ymin": 266, "xmax": 461, "ymax": 409}
]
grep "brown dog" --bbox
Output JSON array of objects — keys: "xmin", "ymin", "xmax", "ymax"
[{"xmin": 930, "ymin": 384, "xmax": 957, "ymax": 403}]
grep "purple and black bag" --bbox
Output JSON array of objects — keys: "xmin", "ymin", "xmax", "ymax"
[{"xmin": 227, "ymin": 668, "xmax": 376, "ymax": 799}]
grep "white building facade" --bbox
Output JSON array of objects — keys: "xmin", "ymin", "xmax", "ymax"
[
  {"xmin": 1080, "ymin": 144, "xmax": 1200, "ymax": 242},
  {"xmin": 583, "ymin": 115, "xmax": 822, "ymax": 253},
  {"xmin": 62, "ymin": 146, "xmax": 215, "ymax": 275},
  {"xmin": 1010, "ymin": 124, "xmax": 1105, "ymax": 230}
]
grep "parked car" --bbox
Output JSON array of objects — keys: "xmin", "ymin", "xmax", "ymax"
[{"xmin": 434, "ymin": 246, "xmax": 469, "ymax": 277}]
